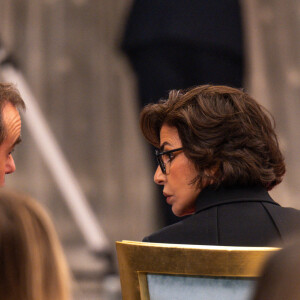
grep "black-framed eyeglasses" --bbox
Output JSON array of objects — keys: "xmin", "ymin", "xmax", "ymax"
[{"xmin": 155, "ymin": 147, "xmax": 183, "ymax": 174}]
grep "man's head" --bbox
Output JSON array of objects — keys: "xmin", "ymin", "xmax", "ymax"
[{"xmin": 0, "ymin": 83, "xmax": 25, "ymax": 186}]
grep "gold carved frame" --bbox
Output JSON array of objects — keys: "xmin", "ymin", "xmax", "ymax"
[{"xmin": 116, "ymin": 240, "xmax": 279, "ymax": 300}]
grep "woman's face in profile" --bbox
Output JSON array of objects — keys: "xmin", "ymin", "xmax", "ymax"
[{"xmin": 154, "ymin": 124, "xmax": 200, "ymax": 217}]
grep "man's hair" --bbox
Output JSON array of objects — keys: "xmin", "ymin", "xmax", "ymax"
[
  {"xmin": 140, "ymin": 85, "xmax": 285, "ymax": 190},
  {"xmin": 0, "ymin": 83, "xmax": 25, "ymax": 143},
  {"xmin": 0, "ymin": 189, "xmax": 71, "ymax": 300}
]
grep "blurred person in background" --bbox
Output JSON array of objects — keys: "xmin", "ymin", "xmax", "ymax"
[
  {"xmin": 0, "ymin": 189, "xmax": 71, "ymax": 300},
  {"xmin": 140, "ymin": 85, "xmax": 300, "ymax": 246},
  {"xmin": 122, "ymin": 0, "xmax": 244, "ymax": 226},
  {"xmin": 0, "ymin": 83, "xmax": 25, "ymax": 186},
  {"xmin": 253, "ymin": 240, "xmax": 300, "ymax": 300}
]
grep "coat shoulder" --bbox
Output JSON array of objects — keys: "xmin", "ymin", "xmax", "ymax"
[{"xmin": 142, "ymin": 208, "xmax": 218, "ymax": 244}]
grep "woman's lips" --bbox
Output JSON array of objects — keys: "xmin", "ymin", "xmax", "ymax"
[{"xmin": 163, "ymin": 192, "xmax": 172, "ymax": 204}]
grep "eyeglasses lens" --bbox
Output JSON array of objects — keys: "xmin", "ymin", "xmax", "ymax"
[{"xmin": 155, "ymin": 149, "xmax": 166, "ymax": 174}]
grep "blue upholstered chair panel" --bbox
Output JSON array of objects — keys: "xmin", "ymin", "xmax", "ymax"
[{"xmin": 147, "ymin": 274, "xmax": 255, "ymax": 300}]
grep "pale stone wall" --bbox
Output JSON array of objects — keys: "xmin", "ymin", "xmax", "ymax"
[
  {"xmin": 242, "ymin": 0, "xmax": 300, "ymax": 207},
  {"xmin": 0, "ymin": 0, "xmax": 155, "ymax": 247}
]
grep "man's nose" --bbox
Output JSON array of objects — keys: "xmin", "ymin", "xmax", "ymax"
[
  {"xmin": 6, "ymin": 155, "xmax": 16, "ymax": 174},
  {"xmin": 154, "ymin": 165, "xmax": 166, "ymax": 185}
]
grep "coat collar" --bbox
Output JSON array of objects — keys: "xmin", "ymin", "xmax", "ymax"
[{"xmin": 195, "ymin": 185, "xmax": 279, "ymax": 213}]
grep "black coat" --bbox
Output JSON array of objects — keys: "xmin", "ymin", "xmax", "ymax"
[{"xmin": 143, "ymin": 186, "xmax": 300, "ymax": 246}]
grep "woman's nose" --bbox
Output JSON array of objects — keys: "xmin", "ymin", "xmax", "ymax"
[{"xmin": 154, "ymin": 165, "xmax": 166, "ymax": 185}]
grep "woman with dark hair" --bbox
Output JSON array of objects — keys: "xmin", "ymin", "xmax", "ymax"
[{"xmin": 140, "ymin": 85, "xmax": 300, "ymax": 246}]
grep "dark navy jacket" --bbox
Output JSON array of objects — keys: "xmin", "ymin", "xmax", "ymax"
[{"xmin": 143, "ymin": 186, "xmax": 300, "ymax": 246}]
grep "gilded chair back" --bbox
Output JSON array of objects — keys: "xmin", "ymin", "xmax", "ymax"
[{"xmin": 116, "ymin": 240, "xmax": 279, "ymax": 300}]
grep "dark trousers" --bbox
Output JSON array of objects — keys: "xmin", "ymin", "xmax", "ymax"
[{"xmin": 128, "ymin": 43, "xmax": 244, "ymax": 106}]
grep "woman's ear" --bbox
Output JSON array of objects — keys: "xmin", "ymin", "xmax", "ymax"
[{"xmin": 203, "ymin": 164, "xmax": 219, "ymax": 185}]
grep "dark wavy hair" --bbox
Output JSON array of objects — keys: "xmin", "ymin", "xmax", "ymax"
[{"xmin": 140, "ymin": 85, "xmax": 285, "ymax": 190}]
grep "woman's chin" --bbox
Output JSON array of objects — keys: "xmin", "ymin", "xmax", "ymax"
[{"xmin": 172, "ymin": 207, "xmax": 195, "ymax": 217}]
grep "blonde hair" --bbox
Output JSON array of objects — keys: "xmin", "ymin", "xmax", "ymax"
[{"xmin": 0, "ymin": 189, "xmax": 71, "ymax": 300}]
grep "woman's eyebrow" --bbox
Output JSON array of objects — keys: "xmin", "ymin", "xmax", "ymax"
[{"xmin": 160, "ymin": 141, "xmax": 171, "ymax": 151}]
